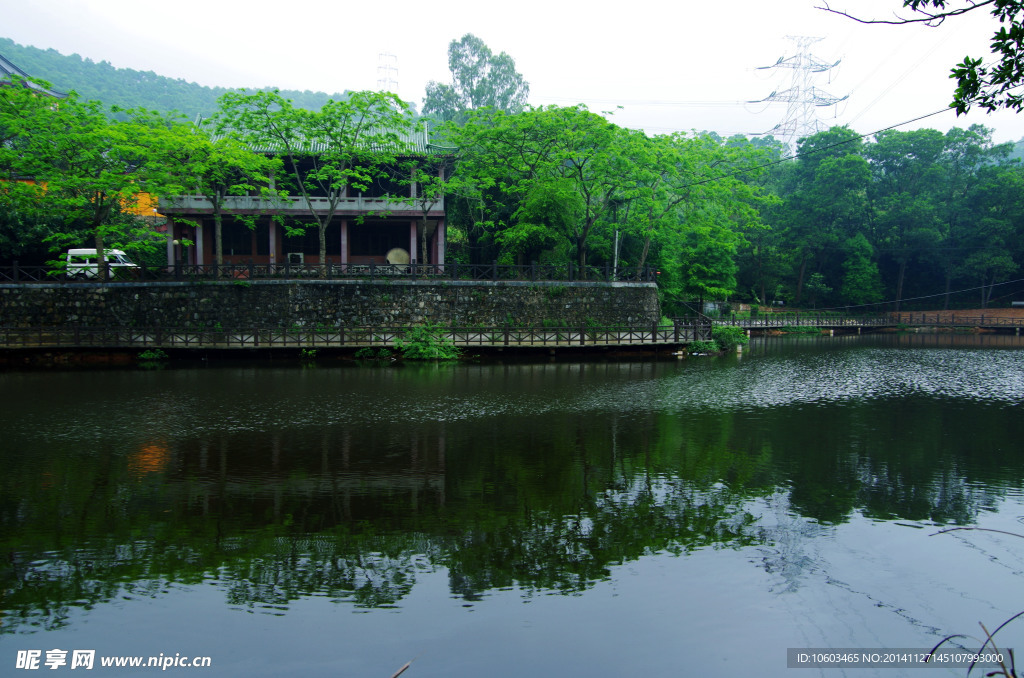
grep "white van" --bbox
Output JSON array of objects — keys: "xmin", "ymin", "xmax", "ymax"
[{"xmin": 65, "ymin": 248, "xmax": 139, "ymax": 279}]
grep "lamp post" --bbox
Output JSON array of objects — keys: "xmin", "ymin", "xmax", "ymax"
[{"xmin": 172, "ymin": 239, "xmax": 182, "ymax": 280}]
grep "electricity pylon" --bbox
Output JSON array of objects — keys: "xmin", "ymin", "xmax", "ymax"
[
  {"xmin": 752, "ymin": 36, "xmax": 847, "ymax": 154},
  {"xmin": 377, "ymin": 53, "xmax": 399, "ymax": 95}
]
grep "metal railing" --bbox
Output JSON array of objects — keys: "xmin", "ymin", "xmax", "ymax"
[
  {"xmin": 0, "ymin": 321, "xmax": 701, "ymax": 350},
  {"xmin": 710, "ymin": 313, "xmax": 1024, "ymax": 328},
  {"xmin": 0, "ymin": 260, "xmax": 657, "ymax": 284}
]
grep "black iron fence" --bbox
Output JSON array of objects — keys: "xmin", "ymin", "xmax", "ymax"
[
  {"xmin": 712, "ymin": 313, "xmax": 1024, "ymax": 328},
  {"xmin": 0, "ymin": 260, "xmax": 658, "ymax": 284}
]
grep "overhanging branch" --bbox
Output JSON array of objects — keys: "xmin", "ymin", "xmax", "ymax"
[{"xmin": 816, "ymin": 0, "xmax": 997, "ymax": 27}]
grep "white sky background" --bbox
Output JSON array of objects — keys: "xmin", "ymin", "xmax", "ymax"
[{"xmin": 3, "ymin": 0, "xmax": 1023, "ymax": 144}]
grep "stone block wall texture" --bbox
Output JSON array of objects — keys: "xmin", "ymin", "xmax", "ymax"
[{"xmin": 0, "ymin": 280, "xmax": 662, "ymax": 329}]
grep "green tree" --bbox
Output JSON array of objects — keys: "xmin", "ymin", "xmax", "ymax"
[
  {"xmin": 162, "ymin": 122, "xmax": 282, "ymax": 267},
  {"xmin": 956, "ymin": 162, "xmax": 1024, "ymax": 305},
  {"xmin": 447, "ymin": 106, "xmax": 622, "ymax": 272},
  {"xmin": 0, "ymin": 80, "xmax": 183, "ymax": 279},
  {"xmin": 778, "ymin": 127, "xmax": 870, "ymax": 305},
  {"xmin": 396, "ymin": 155, "xmax": 453, "ymax": 265},
  {"xmin": 839, "ymin": 233, "xmax": 884, "ymax": 306},
  {"xmin": 867, "ymin": 128, "xmax": 946, "ymax": 310},
  {"xmin": 646, "ymin": 134, "xmax": 775, "ymax": 311},
  {"xmin": 216, "ymin": 89, "xmax": 414, "ymax": 274},
  {"xmin": 423, "ymin": 34, "xmax": 530, "ymax": 123}
]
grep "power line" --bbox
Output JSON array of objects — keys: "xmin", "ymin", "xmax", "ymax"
[
  {"xmin": 814, "ymin": 276, "xmax": 1024, "ymax": 312},
  {"xmin": 678, "ymin": 107, "xmax": 953, "ymax": 191}
]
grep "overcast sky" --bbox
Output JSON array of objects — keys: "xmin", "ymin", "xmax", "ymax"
[{"xmin": 4, "ymin": 0, "xmax": 1023, "ymax": 145}]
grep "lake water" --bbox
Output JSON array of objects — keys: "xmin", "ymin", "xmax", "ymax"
[{"xmin": 2, "ymin": 333, "xmax": 1024, "ymax": 677}]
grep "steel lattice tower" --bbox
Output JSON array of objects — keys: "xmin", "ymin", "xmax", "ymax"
[
  {"xmin": 752, "ymin": 36, "xmax": 847, "ymax": 153},
  {"xmin": 376, "ymin": 53, "xmax": 399, "ymax": 95}
]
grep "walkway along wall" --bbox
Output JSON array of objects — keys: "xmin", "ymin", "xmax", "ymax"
[{"xmin": 0, "ymin": 280, "xmax": 661, "ymax": 329}]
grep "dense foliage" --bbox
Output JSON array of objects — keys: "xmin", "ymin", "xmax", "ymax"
[{"xmin": 5, "ymin": 30, "xmax": 1024, "ymax": 311}]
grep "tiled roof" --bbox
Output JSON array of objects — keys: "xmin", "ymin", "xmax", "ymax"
[
  {"xmin": 209, "ymin": 122, "xmax": 455, "ymax": 157},
  {"xmin": 0, "ymin": 52, "xmax": 67, "ymax": 98}
]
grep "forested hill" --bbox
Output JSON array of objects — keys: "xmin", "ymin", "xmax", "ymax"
[{"xmin": 0, "ymin": 37, "xmax": 352, "ymax": 118}]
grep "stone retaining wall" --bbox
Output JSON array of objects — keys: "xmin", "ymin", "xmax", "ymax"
[{"xmin": 0, "ymin": 279, "xmax": 661, "ymax": 329}]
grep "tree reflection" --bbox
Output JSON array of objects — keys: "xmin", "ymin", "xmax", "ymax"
[{"xmin": 3, "ymin": 360, "xmax": 1023, "ymax": 631}]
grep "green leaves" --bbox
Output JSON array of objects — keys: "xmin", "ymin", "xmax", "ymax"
[
  {"xmin": 214, "ymin": 89, "xmax": 415, "ymax": 269},
  {"xmin": 423, "ymin": 34, "xmax": 530, "ymax": 123},
  {"xmin": 0, "ymin": 82, "xmax": 192, "ymax": 274}
]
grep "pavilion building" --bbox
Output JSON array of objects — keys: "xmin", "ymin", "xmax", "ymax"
[{"xmin": 159, "ymin": 129, "xmax": 451, "ymax": 271}]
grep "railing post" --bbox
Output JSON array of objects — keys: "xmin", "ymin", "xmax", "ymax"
[
  {"xmin": 248, "ymin": 258, "xmax": 254, "ymax": 279},
  {"xmin": 531, "ymin": 261, "xmax": 536, "ymax": 282},
  {"xmin": 12, "ymin": 260, "xmax": 18, "ymax": 283},
  {"xmin": 492, "ymin": 260, "xmax": 498, "ymax": 282},
  {"xmin": 451, "ymin": 260, "xmax": 458, "ymax": 280},
  {"xmin": 174, "ymin": 258, "xmax": 182, "ymax": 281},
  {"xmin": 212, "ymin": 260, "xmax": 219, "ymax": 279},
  {"xmin": 569, "ymin": 262, "xmax": 575, "ymax": 282},
  {"xmin": 504, "ymin": 322, "xmax": 510, "ymax": 347},
  {"xmin": 369, "ymin": 260, "xmax": 375, "ymax": 283},
  {"xmin": 411, "ymin": 258, "xmax": 418, "ymax": 280},
  {"xmin": 603, "ymin": 263, "xmax": 609, "ymax": 282},
  {"xmin": 580, "ymin": 322, "xmax": 586, "ymax": 346},
  {"xmin": 673, "ymin": 318, "xmax": 680, "ymax": 343}
]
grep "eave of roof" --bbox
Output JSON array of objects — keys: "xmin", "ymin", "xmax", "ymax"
[
  {"xmin": 0, "ymin": 52, "xmax": 68, "ymax": 99},
  {"xmin": 209, "ymin": 125, "xmax": 456, "ymax": 157}
]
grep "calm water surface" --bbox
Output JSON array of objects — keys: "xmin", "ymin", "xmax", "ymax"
[{"xmin": 3, "ymin": 333, "xmax": 1024, "ymax": 677}]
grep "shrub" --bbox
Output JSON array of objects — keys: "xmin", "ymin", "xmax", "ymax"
[
  {"xmin": 688, "ymin": 340, "xmax": 719, "ymax": 354},
  {"xmin": 778, "ymin": 325, "xmax": 821, "ymax": 334},
  {"xmin": 395, "ymin": 325, "xmax": 460, "ymax": 360},
  {"xmin": 711, "ymin": 326, "xmax": 749, "ymax": 351},
  {"xmin": 354, "ymin": 347, "xmax": 393, "ymax": 360},
  {"xmin": 138, "ymin": 348, "xmax": 168, "ymax": 361}
]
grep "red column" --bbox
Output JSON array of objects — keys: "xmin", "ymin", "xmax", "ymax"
[
  {"xmin": 269, "ymin": 218, "xmax": 278, "ymax": 265},
  {"xmin": 436, "ymin": 219, "xmax": 445, "ymax": 269},
  {"xmin": 409, "ymin": 221, "xmax": 417, "ymax": 263},
  {"xmin": 340, "ymin": 218, "xmax": 349, "ymax": 269}
]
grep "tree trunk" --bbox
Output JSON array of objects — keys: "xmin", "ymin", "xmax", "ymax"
[
  {"xmin": 635, "ymin": 236, "xmax": 652, "ymax": 280},
  {"xmin": 318, "ymin": 219, "xmax": 327, "ymax": 278},
  {"xmin": 894, "ymin": 258, "xmax": 908, "ymax": 312},
  {"xmin": 756, "ymin": 243, "xmax": 765, "ymax": 306},
  {"xmin": 794, "ymin": 256, "xmax": 807, "ymax": 306},
  {"xmin": 420, "ymin": 216, "xmax": 429, "ymax": 266},
  {"xmin": 942, "ymin": 262, "xmax": 952, "ymax": 310},
  {"xmin": 94, "ymin": 229, "xmax": 107, "ymax": 282},
  {"xmin": 214, "ymin": 209, "xmax": 224, "ymax": 268}
]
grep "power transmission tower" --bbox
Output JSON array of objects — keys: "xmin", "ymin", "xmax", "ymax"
[
  {"xmin": 752, "ymin": 36, "xmax": 847, "ymax": 153},
  {"xmin": 377, "ymin": 52, "xmax": 399, "ymax": 95}
]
